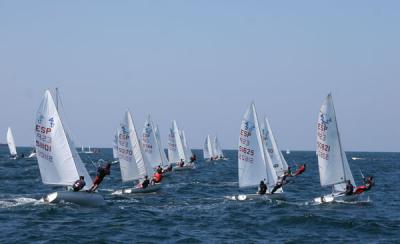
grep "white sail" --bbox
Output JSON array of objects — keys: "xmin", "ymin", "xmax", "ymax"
[
  {"xmin": 316, "ymin": 94, "xmax": 355, "ymax": 191},
  {"xmin": 203, "ymin": 135, "xmax": 211, "ymax": 159},
  {"xmin": 141, "ymin": 115, "xmax": 163, "ymax": 168},
  {"xmin": 7, "ymin": 127, "xmax": 17, "ymax": 156},
  {"xmin": 155, "ymin": 124, "xmax": 168, "ymax": 166},
  {"xmin": 35, "ymin": 90, "xmax": 92, "ymax": 189},
  {"xmin": 213, "ymin": 136, "xmax": 224, "ymax": 158},
  {"xmin": 238, "ymin": 103, "xmax": 278, "ymax": 189},
  {"xmin": 208, "ymin": 135, "xmax": 215, "ymax": 158},
  {"xmin": 168, "ymin": 120, "xmax": 185, "ymax": 163},
  {"xmin": 262, "ymin": 117, "xmax": 288, "ymax": 177},
  {"xmin": 118, "ymin": 111, "xmax": 151, "ymax": 182},
  {"xmin": 112, "ymin": 131, "xmax": 118, "ymax": 159},
  {"xmin": 180, "ymin": 130, "xmax": 192, "ymax": 162},
  {"xmin": 167, "ymin": 123, "xmax": 180, "ymax": 163}
]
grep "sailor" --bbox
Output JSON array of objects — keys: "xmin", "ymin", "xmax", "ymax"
[
  {"xmin": 271, "ymin": 172, "xmax": 289, "ymax": 194},
  {"xmin": 88, "ymin": 162, "xmax": 111, "ymax": 192},
  {"xmin": 190, "ymin": 153, "xmax": 197, "ymax": 163},
  {"xmin": 156, "ymin": 165, "xmax": 163, "ymax": 174},
  {"xmin": 178, "ymin": 159, "xmax": 185, "ymax": 167},
  {"xmin": 163, "ymin": 164, "xmax": 173, "ymax": 173},
  {"xmin": 21, "ymin": 153, "xmax": 25, "ymax": 158},
  {"xmin": 141, "ymin": 176, "xmax": 150, "ymax": 189},
  {"xmin": 355, "ymin": 176, "xmax": 374, "ymax": 194},
  {"xmin": 293, "ymin": 164, "xmax": 306, "ymax": 176},
  {"xmin": 344, "ymin": 180, "xmax": 354, "ymax": 195},
  {"xmin": 257, "ymin": 180, "xmax": 267, "ymax": 195},
  {"xmin": 72, "ymin": 176, "xmax": 86, "ymax": 192}
]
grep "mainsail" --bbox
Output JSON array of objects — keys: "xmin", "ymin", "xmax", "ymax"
[
  {"xmin": 141, "ymin": 115, "xmax": 163, "ymax": 168},
  {"xmin": 168, "ymin": 120, "xmax": 185, "ymax": 163},
  {"xmin": 316, "ymin": 94, "xmax": 355, "ymax": 192},
  {"xmin": 117, "ymin": 111, "xmax": 151, "ymax": 182},
  {"xmin": 112, "ymin": 131, "xmax": 119, "ymax": 159},
  {"xmin": 238, "ymin": 103, "xmax": 278, "ymax": 189},
  {"xmin": 35, "ymin": 90, "xmax": 92, "ymax": 189},
  {"xmin": 203, "ymin": 135, "xmax": 211, "ymax": 159},
  {"xmin": 155, "ymin": 124, "xmax": 168, "ymax": 166},
  {"xmin": 213, "ymin": 136, "xmax": 224, "ymax": 158},
  {"xmin": 261, "ymin": 117, "xmax": 288, "ymax": 177},
  {"xmin": 7, "ymin": 127, "xmax": 17, "ymax": 156},
  {"xmin": 180, "ymin": 130, "xmax": 192, "ymax": 162}
]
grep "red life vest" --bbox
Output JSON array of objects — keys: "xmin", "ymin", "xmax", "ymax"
[
  {"xmin": 153, "ymin": 172, "xmax": 162, "ymax": 183},
  {"xmin": 354, "ymin": 185, "xmax": 367, "ymax": 194}
]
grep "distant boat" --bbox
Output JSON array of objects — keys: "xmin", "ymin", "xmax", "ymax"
[
  {"xmin": 35, "ymin": 89, "xmax": 105, "ymax": 207},
  {"xmin": 80, "ymin": 146, "xmax": 96, "ymax": 154},
  {"xmin": 113, "ymin": 110, "xmax": 161, "ymax": 194},
  {"xmin": 112, "ymin": 131, "xmax": 119, "ymax": 163},
  {"xmin": 314, "ymin": 94, "xmax": 358, "ymax": 204},
  {"xmin": 233, "ymin": 103, "xmax": 284, "ymax": 201},
  {"xmin": 203, "ymin": 135, "xmax": 225, "ymax": 161},
  {"xmin": 7, "ymin": 127, "xmax": 18, "ymax": 159},
  {"xmin": 167, "ymin": 121, "xmax": 194, "ymax": 170},
  {"xmin": 286, "ymin": 150, "xmax": 290, "ymax": 154}
]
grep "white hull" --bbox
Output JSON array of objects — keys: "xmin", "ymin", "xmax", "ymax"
[
  {"xmin": 232, "ymin": 192, "xmax": 285, "ymax": 201},
  {"xmin": 42, "ymin": 191, "xmax": 105, "ymax": 207},
  {"xmin": 113, "ymin": 183, "xmax": 162, "ymax": 195},
  {"xmin": 314, "ymin": 192, "xmax": 359, "ymax": 204},
  {"xmin": 173, "ymin": 163, "xmax": 195, "ymax": 171},
  {"xmin": 27, "ymin": 152, "xmax": 37, "ymax": 158}
]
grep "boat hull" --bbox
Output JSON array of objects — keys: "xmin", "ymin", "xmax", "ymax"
[
  {"xmin": 113, "ymin": 183, "xmax": 162, "ymax": 195},
  {"xmin": 314, "ymin": 193, "xmax": 359, "ymax": 204},
  {"xmin": 173, "ymin": 163, "xmax": 195, "ymax": 171},
  {"xmin": 43, "ymin": 191, "xmax": 106, "ymax": 207},
  {"xmin": 233, "ymin": 192, "xmax": 285, "ymax": 201}
]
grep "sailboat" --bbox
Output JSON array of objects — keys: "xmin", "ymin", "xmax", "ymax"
[
  {"xmin": 261, "ymin": 117, "xmax": 288, "ymax": 177},
  {"xmin": 180, "ymin": 130, "xmax": 193, "ymax": 163},
  {"xmin": 35, "ymin": 89, "xmax": 105, "ymax": 206},
  {"xmin": 154, "ymin": 124, "xmax": 169, "ymax": 167},
  {"xmin": 314, "ymin": 94, "xmax": 358, "ymax": 203},
  {"xmin": 168, "ymin": 120, "xmax": 195, "ymax": 170},
  {"xmin": 234, "ymin": 103, "xmax": 284, "ymax": 201},
  {"xmin": 141, "ymin": 115, "xmax": 165, "ymax": 169},
  {"xmin": 203, "ymin": 135, "xmax": 213, "ymax": 160},
  {"xmin": 113, "ymin": 111, "xmax": 160, "ymax": 194},
  {"xmin": 7, "ymin": 127, "xmax": 18, "ymax": 159},
  {"xmin": 213, "ymin": 136, "xmax": 225, "ymax": 160}
]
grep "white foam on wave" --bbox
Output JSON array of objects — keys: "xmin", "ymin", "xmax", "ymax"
[{"xmin": 0, "ymin": 197, "xmax": 39, "ymax": 208}]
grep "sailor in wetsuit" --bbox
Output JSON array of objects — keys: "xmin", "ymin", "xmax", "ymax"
[
  {"xmin": 344, "ymin": 180, "xmax": 354, "ymax": 196},
  {"xmin": 257, "ymin": 180, "xmax": 267, "ymax": 195},
  {"xmin": 72, "ymin": 176, "xmax": 86, "ymax": 192}
]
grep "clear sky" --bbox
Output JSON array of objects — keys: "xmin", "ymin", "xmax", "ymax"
[{"xmin": 0, "ymin": 1, "xmax": 399, "ymax": 152}]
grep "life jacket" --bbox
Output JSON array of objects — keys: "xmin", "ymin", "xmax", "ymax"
[
  {"xmin": 73, "ymin": 180, "xmax": 85, "ymax": 191},
  {"xmin": 294, "ymin": 166, "xmax": 305, "ymax": 176},
  {"xmin": 354, "ymin": 185, "xmax": 367, "ymax": 194},
  {"xmin": 153, "ymin": 173, "xmax": 162, "ymax": 183}
]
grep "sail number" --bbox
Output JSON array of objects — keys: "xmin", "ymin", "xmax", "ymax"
[
  {"xmin": 240, "ymin": 129, "xmax": 251, "ymax": 137},
  {"xmin": 239, "ymin": 146, "xmax": 254, "ymax": 156},
  {"xmin": 317, "ymin": 142, "xmax": 330, "ymax": 152}
]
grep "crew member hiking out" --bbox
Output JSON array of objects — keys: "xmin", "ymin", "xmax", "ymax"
[
  {"xmin": 355, "ymin": 176, "xmax": 374, "ymax": 194},
  {"xmin": 88, "ymin": 162, "xmax": 111, "ymax": 192}
]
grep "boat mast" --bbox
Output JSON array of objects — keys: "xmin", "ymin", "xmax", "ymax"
[{"xmin": 330, "ymin": 95, "xmax": 348, "ymax": 184}]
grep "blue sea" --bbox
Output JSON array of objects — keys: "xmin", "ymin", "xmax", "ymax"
[{"xmin": 0, "ymin": 147, "xmax": 399, "ymax": 243}]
